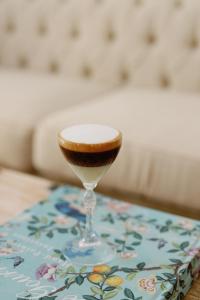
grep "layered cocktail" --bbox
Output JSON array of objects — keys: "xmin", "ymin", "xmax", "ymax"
[{"xmin": 58, "ymin": 124, "xmax": 122, "ymax": 265}]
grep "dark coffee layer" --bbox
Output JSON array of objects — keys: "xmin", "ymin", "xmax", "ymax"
[{"xmin": 60, "ymin": 145, "xmax": 120, "ymax": 167}]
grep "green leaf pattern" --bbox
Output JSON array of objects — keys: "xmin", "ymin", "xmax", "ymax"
[{"xmin": 2, "ymin": 186, "xmax": 199, "ymax": 300}]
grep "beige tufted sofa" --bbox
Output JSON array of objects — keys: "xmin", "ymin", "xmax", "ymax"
[{"xmin": 1, "ymin": 0, "xmax": 200, "ymax": 213}]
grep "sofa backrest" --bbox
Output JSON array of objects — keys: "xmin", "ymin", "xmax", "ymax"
[{"xmin": 0, "ymin": 0, "xmax": 200, "ymax": 91}]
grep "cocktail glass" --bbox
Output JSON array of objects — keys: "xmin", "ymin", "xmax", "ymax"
[{"xmin": 58, "ymin": 124, "xmax": 122, "ymax": 265}]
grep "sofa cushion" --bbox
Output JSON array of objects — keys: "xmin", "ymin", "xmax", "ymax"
[
  {"xmin": 1, "ymin": 0, "xmax": 200, "ymax": 93},
  {"xmin": 33, "ymin": 88, "xmax": 200, "ymax": 211},
  {"xmin": 0, "ymin": 69, "xmax": 112, "ymax": 170}
]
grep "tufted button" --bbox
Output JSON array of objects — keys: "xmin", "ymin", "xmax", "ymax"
[
  {"xmin": 49, "ymin": 61, "xmax": 60, "ymax": 73},
  {"xmin": 189, "ymin": 37, "xmax": 198, "ymax": 49},
  {"xmin": 70, "ymin": 27, "xmax": 80, "ymax": 39},
  {"xmin": 120, "ymin": 69, "xmax": 129, "ymax": 83},
  {"xmin": 5, "ymin": 20, "xmax": 15, "ymax": 33},
  {"xmin": 81, "ymin": 65, "xmax": 93, "ymax": 78},
  {"xmin": 38, "ymin": 22, "xmax": 47, "ymax": 36},
  {"xmin": 105, "ymin": 30, "xmax": 116, "ymax": 42},
  {"xmin": 18, "ymin": 56, "xmax": 28, "ymax": 69},
  {"xmin": 146, "ymin": 33, "xmax": 157, "ymax": 45},
  {"xmin": 174, "ymin": 0, "xmax": 183, "ymax": 8},
  {"xmin": 160, "ymin": 75, "xmax": 170, "ymax": 88},
  {"xmin": 135, "ymin": 0, "xmax": 143, "ymax": 6}
]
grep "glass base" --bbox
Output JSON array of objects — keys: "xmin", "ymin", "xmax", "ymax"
[{"xmin": 63, "ymin": 238, "xmax": 115, "ymax": 266}]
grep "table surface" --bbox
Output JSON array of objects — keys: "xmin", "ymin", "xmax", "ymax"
[{"xmin": 0, "ymin": 167, "xmax": 199, "ymax": 300}]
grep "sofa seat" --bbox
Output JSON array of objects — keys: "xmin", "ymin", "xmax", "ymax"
[
  {"xmin": 33, "ymin": 88, "xmax": 200, "ymax": 211},
  {"xmin": 0, "ymin": 69, "xmax": 112, "ymax": 171}
]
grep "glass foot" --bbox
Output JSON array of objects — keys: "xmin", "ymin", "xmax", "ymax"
[{"xmin": 63, "ymin": 239, "xmax": 115, "ymax": 266}]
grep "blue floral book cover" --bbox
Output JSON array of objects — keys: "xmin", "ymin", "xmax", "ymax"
[{"xmin": 0, "ymin": 185, "xmax": 199, "ymax": 300}]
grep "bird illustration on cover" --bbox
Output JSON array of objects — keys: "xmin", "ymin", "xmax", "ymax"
[{"xmin": 55, "ymin": 199, "xmax": 86, "ymax": 223}]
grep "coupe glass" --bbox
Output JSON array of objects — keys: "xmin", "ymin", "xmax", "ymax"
[{"xmin": 58, "ymin": 124, "xmax": 122, "ymax": 265}]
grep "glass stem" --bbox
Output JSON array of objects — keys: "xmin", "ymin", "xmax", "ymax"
[{"xmin": 81, "ymin": 183, "xmax": 99, "ymax": 246}]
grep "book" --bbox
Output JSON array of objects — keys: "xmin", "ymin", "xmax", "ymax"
[{"xmin": 0, "ymin": 185, "xmax": 199, "ymax": 300}]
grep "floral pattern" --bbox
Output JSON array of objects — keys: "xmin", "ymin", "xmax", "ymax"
[
  {"xmin": 178, "ymin": 219, "xmax": 194, "ymax": 230},
  {"xmin": 138, "ymin": 276, "xmax": 157, "ymax": 294},
  {"xmin": 36, "ymin": 264, "xmax": 58, "ymax": 282},
  {"xmin": 107, "ymin": 201, "xmax": 131, "ymax": 213},
  {"xmin": 54, "ymin": 215, "xmax": 74, "ymax": 226},
  {"xmin": 0, "ymin": 246, "xmax": 15, "ymax": 256},
  {"xmin": 0, "ymin": 241, "xmax": 21, "ymax": 257},
  {"xmin": 120, "ymin": 251, "xmax": 138, "ymax": 259},
  {"xmin": 0, "ymin": 232, "xmax": 8, "ymax": 238},
  {"xmin": 0, "ymin": 185, "xmax": 199, "ymax": 300}
]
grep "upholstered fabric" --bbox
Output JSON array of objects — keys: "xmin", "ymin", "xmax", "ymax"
[
  {"xmin": 1, "ymin": 0, "xmax": 200, "ymax": 211},
  {"xmin": 0, "ymin": 69, "xmax": 111, "ymax": 170},
  {"xmin": 33, "ymin": 88, "xmax": 200, "ymax": 210},
  {"xmin": 1, "ymin": 0, "xmax": 200, "ymax": 91}
]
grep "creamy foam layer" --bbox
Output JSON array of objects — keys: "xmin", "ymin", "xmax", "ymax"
[
  {"xmin": 59, "ymin": 124, "xmax": 122, "ymax": 153},
  {"xmin": 61, "ymin": 124, "xmax": 118, "ymax": 144}
]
